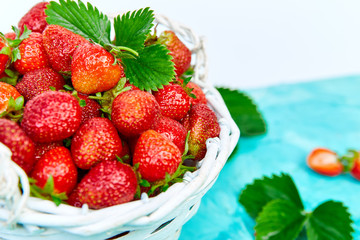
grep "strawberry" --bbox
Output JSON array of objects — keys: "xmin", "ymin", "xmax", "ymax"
[
  {"xmin": 68, "ymin": 160, "xmax": 138, "ymax": 209},
  {"xmin": 30, "ymin": 146, "xmax": 77, "ymax": 195},
  {"xmin": 0, "ymin": 119, "xmax": 35, "ymax": 174},
  {"xmin": 153, "ymin": 82, "xmax": 191, "ymax": 121},
  {"xmin": 0, "ymin": 82, "xmax": 21, "ymax": 114},
  {"xmin": 42, "ymin": 25, "xmax": 88, "ymax": 74},
  {"xmin": 71, "ymin": 43, "xmax": 123, "ymax": 94},
  {"xmin": 111, "ymin": 90, "xmax": 160, "ymax": 137},
  {"xmin": 133, "ymin": 130, "xmax": 182, "ymax": 182},
  {"xmin": 181, "ymin": 103, "xmax": 220, "ymax": 160},
  {"xmin": 21, "ymin": 91, "xmax": 82, "ymax": 143},
  {"xmin": 15, "ymin": 67, "xmax": 65, "ymax": 101},
  {"xmin": 151, "ymin": 116, "xmax": 187, "ymax": 153},
  {"xmin": 34, "ymin": 141, "xmax": 63, "ymax": 163},
  {"xmin": 185, "ymin": 81, "xmax": 207, "ymax": 105},
  {"xmin": 77, "ymin": 93, "xmax": 101, "ymax": 124},
  {"xmin": 351, "ymin": 155, "xmax": 360, "ymax": 180},
  {"xmin": 71, "ymin": 117, "xmax": 123, "ymax": 169},
  {"xmin": 5, "ymin": 32, "xmax": 16, "ymax": 40},
  {"xmin": 13, "ymin": 32, "xmax": 50, "ymax": 75},
  {"xmin": 0, "ymin": 35, "xmax": 11, "ymax": 75},
  {"xmin": 118, "ymin": 139, "xmax": 131, "ymax": 165},
  {"xmin": 18, "ymin": 2, "xmax": 49, "ymax": 34},
  {"xmin": 307, "ymin": 147, "xmax": 343, "ymax": 176},
  {"xmin": 158, "ymin": 30, "xmax": 191, "ymax": 76}
]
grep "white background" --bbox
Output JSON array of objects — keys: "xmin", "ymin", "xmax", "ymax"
[{"xmin": 1, "ymin": 0, "xmax": 360, "ymax": 89}]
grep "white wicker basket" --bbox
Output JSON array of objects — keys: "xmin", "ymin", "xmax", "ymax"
[{"xmin": 0, "ymin": 14, "xmax": 240, "ymax": 240}]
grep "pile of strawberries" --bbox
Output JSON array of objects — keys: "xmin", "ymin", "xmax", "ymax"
[{"xmin": 0, "ymin": 2, "xmax": 220, "ymax": 209}]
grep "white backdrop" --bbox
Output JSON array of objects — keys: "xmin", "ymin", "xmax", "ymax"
[{"xmin": 1, "ymin": 0, "xmax": 360, "ymax": 89}]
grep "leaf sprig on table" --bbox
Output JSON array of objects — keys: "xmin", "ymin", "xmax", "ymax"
[
  {"xmin": 239, "ymin": 173, "xmax": 354, "ymax": 240},
  {"xmin": 45, "ymin": 0, "xmax": 175, "ymax": 91},
  {"xmin": 216, "ymin": 87, "xmax": 266, "ymax": 137}
]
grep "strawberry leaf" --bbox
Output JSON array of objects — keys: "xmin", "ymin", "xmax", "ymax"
[
  {"xmin": 29, "ymin": 175, "xmax": 68, "ymax": 206},
  {"xmin": 0, "ymin": 46, "xmax": 11, "ymax": 55},
  {"xmin": 45, "ymin": 0, "xmax": 111, "ymax": 45},
  {"xmin": 123, "ymin": 44, "xmax": 175, "ymax": 91},
  {"xmin": 0, "ymin": 69, "xmax": 19, "ymax": 87},
  {"xmin": 139, "ymin": 179, "xmax": 150, "ymax": 187},
  {"xmin": 11, "ymin": 48, "xmax": 21, "ymax": 62},
  {"xmin": 306, "ymin": 201, "xmax": 354, "ymax": 240},
  {"xmin": 239, "ymin": 173, "xmax": 303, "ymax": 219},
  {"xmin": 216, "ymin": 87, "xmax": 266, "ymax": 137},
  {"xmin": 255, "ymin": 199, "xmax": 308, "ymax": 240},
  {"xmin": 114, "ymin": 8, "xmax": 154, "ymax": 51},
  {"xmin": 14, "ymin": 96, "xmax": 24, "ymax": 111}
]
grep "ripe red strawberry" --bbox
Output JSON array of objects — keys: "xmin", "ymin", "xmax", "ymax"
[
  {"xmin": 71, "ymin": 117, "xmax": 123, "ymax": 169},
  {"xmin": 5, "ymin": 32, "xmax": 16, "ymax": 40},
  {"xmin": 158, "ymin": 31, "xmax": 191, "ymax": 76},
  {"xmin": 77, "ymin": 93, "xmax": 101, "ymax": 124},
  {"xmin": 18, "ymin": 2, "xmax": 49, "ymax": 34},
  {"xmin": 0, "ymin": 36, "xmax": 10, "ymax": 75},
  {"xmin": 118, "ymin": 139, "xmax": 131, "ymax": 165},
  {"xmin": 15, "ymin": 67, "xmax": 65, "ymax": 101},
  {"xmin": 151, "ymin": 116, "xmax": 187, "ymax": 153},
  {"xmin": 34, "ymin": 141, "xmax": 63, "ymax": 163},
  {"xmin": 133, "ymin": 130, "xmax": 182, "ymax": 182},
  {"xmin": 351, "ymin": 154, "xmax": 360, "ymax": 180},
  {"xmin": 0, "ymin": 82, "xmax": 21, "ymax": 114},
  {"xmin": 186, "ymin": 81, "xmax": 207, "ymax": 105},
  {"xmin": 31, "ymin": 146, "xmax": 77, "ymax": 195},
  {"xmin": 307, "ymin": 148, "xmax": 343, "ymax": 176},
  {"xmin": 42, "ymin": 25, "xmax": 88, "ymax": 73},
  {"xmin": 153, "ymin": 82, "xmax": 191, "ymax": 121},
  {"xmin": 68, "ymin": 160, "xmax": 138, "ymax": 209},
  {"xmin": 21, "ymin": 91, "xmax": 82, "ymax": 143},
  {"xmin": 71, "ymin": 43, "xmax": 123, "ymax": 94},
  {"xmin": 111, "ymin": 90, "xmax": 160, "ymax": 137},
  {"xmin": 0, "ymin": 119, "xmax": 35, "ymax": 174},
  {"xmin": 181, "ymin": 103, "xmax": 220, "ymax": 160},
  {"xmin": 14, "ymin": 32, "xmax": 50, "ymax": 75}
]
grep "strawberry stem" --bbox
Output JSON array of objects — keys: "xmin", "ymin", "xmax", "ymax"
[{"xmin": 105, "ymin": 44, "xmax": 139, "ymax": 58}]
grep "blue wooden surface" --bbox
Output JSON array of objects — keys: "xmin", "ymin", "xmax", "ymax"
[{"xmin": 180, "ymin": 76, "xmax": 360, "ymax": 239}]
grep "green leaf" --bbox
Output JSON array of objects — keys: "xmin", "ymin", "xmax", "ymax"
[
  {"xmin": 123, "ymin": 44, "xmax": 175, "ymax": 91},
  {"xmin": 0, "ymin": 69, "xmax": 20, "ymax": 86},
  {"xmin": 14, "ymin": 96, "xmax": 24, "ymax": 111},
  {"xmin": 306, "ymin": 201, "xmax": 354, "ymax": 240},
  {"xmin": 255, "ymin": 199, "xmax": 308, "ymax": 240},
  {"xmin": 140, "ymin": 179, "xmax": 150, "ymax": 187},
  {"xmin": 239, "ymin": 173, "xmax": 303, "ymax": 219},
  {"xmin": 79, "ymin": 99, "xmax": 86, "ymax": 107},
  {"xmin": 11, "ymin": 48, "xmax": 21, "ymax": 62},
  {"xmin": 339, "ymin": 149, "xmax": 359, "ymax": 172},
  {"xmin": 114, "ymin": 7, "xmax": 154, "ymax": 51},
  {"xmin": 216, "ymin": 87, "xmax": 266, "ymax": 137},
  {"xmin": 7, "ymin": 26, "xmax": 32, "ymax": 49},
  {"xmin": 45, "ymin": 0, "xmax": 111, "ymax": 45},
  {"xmin": 7, "ymin": 96, "xmax": 16, "ymax": 109},
  {"xmin": 0, "ymin": 46, "xmax": 11, "ymax": 55},
  {"xmin": 63, "ymin": 84, "xmax": 74, "ymax": 91},
  {"xmin": 18, "ymin": 25, "xmax": 32, "ymax": 41}
]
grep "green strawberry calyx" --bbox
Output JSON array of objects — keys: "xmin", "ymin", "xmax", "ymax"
[
  {"xmin": 0, "ymin": 96, "xmax": 24, "ymax": 122},
  {"xmin": 29, "ymin": 176, "xmax": 68, "ymax": 206}
]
